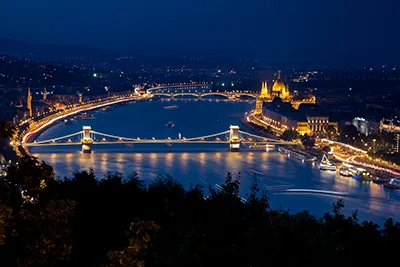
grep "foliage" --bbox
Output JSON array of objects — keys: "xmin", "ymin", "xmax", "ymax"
[
  {"xmin": 281, "ymin": 129, "xmax": 298, "ymax": 141},
  {"xmin": 339, "ymin": 124, "xmax": 358, "ymax": 142},
  {"xmin": 301, "ymin": 134, "xmax": 315, "ymax": 147},
  {"xmin": 322, "ymin": 145, "xmax": 331, "ymax": 153},
  {"xmin": 0, "ymin": 157, "xmax": 400, "ymax": 266},
  {"xmin": 4, "ymin": 156, "xmax": 55, "ymax": 203},
  {"xmin": 0, "ymin": 121, "xmax": 18, "ymax": 162},
  {"xmin": 104, "ymin": 219, "xmax": 160, "ymax": 267},
  {"xmin": 0, "ymin": 157, "xmax": 75, "ymax": 267},
  {"xmin": 0, "ymin": 121, "xmax": 17, "ymax": 140},
  {"xmin": 326, "ymin": 124, "xmax": 337, "ymax": 139}
]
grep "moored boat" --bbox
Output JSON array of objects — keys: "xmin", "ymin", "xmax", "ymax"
[
  {"xmin": 372, "ymin": 177, "xmax": 388, "ymax": 184},
  {"xmin": 79, "ymin": 112, "xmax": 96, "ymax": 120},
  {"xmin": 64, "ymin": 118, "xmax": 75, "ymax": 125},
  {"xmin": 165, "ymin": 121, "xmax": 175, "ymax": 127},
  {"xmin": 352, "ymin": 170, "xmax": 373, "ymax": 181},
  {"xmin": 319, "ymin": 154, "xmax": 336, "ymax": 171},
  {"xmin": 384, "ymin": 179, "xmax": 400, "ymax": 190},
  {"xmin": 339, "ymin": 167, "xmax": 352, "ymax": 177},
  {"xmin": 278, "ymin": 147, "xmax": 316, "ymax": 162}
]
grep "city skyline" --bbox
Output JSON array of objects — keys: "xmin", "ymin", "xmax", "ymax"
[{"xmin": 1, "ymin": 0, "xmax": 399, "ymax": 65}]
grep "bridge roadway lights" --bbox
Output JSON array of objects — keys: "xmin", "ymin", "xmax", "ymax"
[{"xmin": 82, "ymin": 126, "xmax": 93, "ymax": 153}]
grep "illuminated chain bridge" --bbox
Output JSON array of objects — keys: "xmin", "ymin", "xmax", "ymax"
[{"xmin": 23, "ymin": 125, "xmax": 296, "ymax": 153}]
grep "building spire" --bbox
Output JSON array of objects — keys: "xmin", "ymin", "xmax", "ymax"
[
  {"xmin": 27, "ymin": 87, "xmax": 32, "ymax": 117},
  {"xmin": 260, "ymin": 80, "xmax": 269, "ymax": 99},
  {"xmin": 277, "ymin": 70, "xmax": 281, "ymax": 79},
  {"xmin": 43, "ymin": 87, "xmax": 47, "ymax": 101}
]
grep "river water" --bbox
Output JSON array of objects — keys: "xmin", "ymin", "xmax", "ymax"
[{"xmin": 31, "ymin": 98, "xmax": 400, "ymax": 224}]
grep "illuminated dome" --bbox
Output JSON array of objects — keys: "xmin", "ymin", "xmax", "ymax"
[{"xmin": 272, "ymin": 71, "xmax": 289, "ymax": 99}]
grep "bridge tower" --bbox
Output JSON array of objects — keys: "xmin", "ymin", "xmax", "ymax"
[
  {"xmin": 229, "ymin": 125, "xmax": 240, "ymax": 151},
  {"xmin": 81, "ymin": 126, "xmax": 93, "ymax": 153}
]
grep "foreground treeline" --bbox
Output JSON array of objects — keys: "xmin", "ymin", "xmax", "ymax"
[{"xmin": 0, "ymin": 157, "xmax": 400, "ymax": 266}]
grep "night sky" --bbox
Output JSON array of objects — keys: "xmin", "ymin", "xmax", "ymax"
[{"xmin": 1, "ymin": 0, "xmax": 399, "ymax": 64}]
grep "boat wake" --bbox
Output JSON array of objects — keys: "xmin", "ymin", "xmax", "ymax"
[
  {"xmin": 248, "ymin": 168, "xmax": 265, "ymax": 175},
  {"xmin": 276, "ymin": 189, "xmax": 349, "ymax": 196}
]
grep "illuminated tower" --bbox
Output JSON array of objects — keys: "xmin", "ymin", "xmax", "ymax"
[
  {"xmin": 254, "ymin": 97, "xmax": 263, "ymax": 116},
  {"xmin": 78, "ymin": 93, "xmax": 83, "ymax": 103},
  {"xmin": 27, "ymin": 87, "xmax": 32, "ymax": 117},
  {"xmin": 43, "ymin": 87, "xmax": 47, "ymax": 101},
  {"xmin": 260, "ymin": 81, "xmax": 269, "ymax": 99}
]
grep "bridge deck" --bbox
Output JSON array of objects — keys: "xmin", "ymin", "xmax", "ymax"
[{"xmin": 24, "ymin": 140, "xmax": 294, "ymax": 147}]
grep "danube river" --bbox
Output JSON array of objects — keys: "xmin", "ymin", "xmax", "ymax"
[{"xmin": 30, "ymin": 99, "xmax": 400, "ymax": 224}]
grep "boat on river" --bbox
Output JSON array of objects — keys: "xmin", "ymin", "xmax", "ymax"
[
  {"xmin": 319, "ymin": 154, "xmax": 336, "ymax": 171},
  {"xmin": 165, "ymin": 121, "xmax": 175, "ymax": 127},
  {"xmin": 64, "ymin": 118, "xmax": 75, "ymax": 125},
  {"xmin": 352, "ymin": 170, "xmax": 373, "ymax": 181},
  {"xmin": 79, "ymin": 113, "xmax": 95, "ymax": 120},
  {"xmin": 372, "ymin": 177, "xmax": 388, "ymax": 184},
  {"xmin": 164, "ymin": 105, "xmax": 178, "ymax": 110},
  {"xmin": 339, "ymin": 167, "xmax": 352, "ymax": 176},
  {"xmin": 384, "ymin": 179, "xmax": 400, "ymax": 190},
  {"xmin": 278, "ymin": 147, "xmax": 316, "ymax": 162}
]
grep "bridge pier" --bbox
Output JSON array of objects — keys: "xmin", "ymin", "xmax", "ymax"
[
  {"xmin": 82, "ymin": 126, "xmax": 93, "ymax": 153},
  {"xmin": 229, "ymin": 125, "xmax": 240, "ymax": 151}
]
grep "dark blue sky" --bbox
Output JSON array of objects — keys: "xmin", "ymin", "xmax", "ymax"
[{"xmin": 1, "ymin": 0, "xmax": 399, "ymax": 64}]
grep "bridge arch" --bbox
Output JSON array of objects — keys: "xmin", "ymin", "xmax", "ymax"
[
  {"xmin": 236, "ymin": 93, "xmax": 257, "ymax": 98},
  {"xmin": 171, "ymin": 93, "xmax": 200, "ymax": 98},
  {"xmin": 152, "ymin": 93, "xmax": 172, "ymax": 98},
  {"xmin": 200, "ymin": 92, "xmax": 229, "ymax": 98}
]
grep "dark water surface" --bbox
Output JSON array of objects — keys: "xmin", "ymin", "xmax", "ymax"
[{"xmin": 31, "ymin": 99, "xmax": 400, "ymax": 224}]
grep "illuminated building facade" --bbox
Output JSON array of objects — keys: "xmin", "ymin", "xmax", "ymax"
[
  {"xmin": 258, "ymin": 98, "xmax": 338, "ymax": 136},
  {"xmin": 352, "ymin": 117, "xmax": 380, "ymax": 136},
  {"xmin": 307, "ymin": 116, "xmax": 331, "ymax": 136},
  {"xmin": 380, "ymin": 118, "xmax": 400, "ymax": 152},
  {"xmin": 291, "ymin": 95, "xmax": 317, "ymax": 110},
  {"xmin": 262, "ymin": 108, "xmax": 337, "ymax": 136}
]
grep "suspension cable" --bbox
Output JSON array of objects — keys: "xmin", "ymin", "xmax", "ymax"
[{"xmin": 33, "ymin": 131, "xmax": 84, "ymax": 144}]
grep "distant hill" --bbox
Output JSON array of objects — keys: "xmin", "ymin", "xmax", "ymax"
[{"xmin": 0, "ymin": 38, "xmax": 116, "ymax": 62}]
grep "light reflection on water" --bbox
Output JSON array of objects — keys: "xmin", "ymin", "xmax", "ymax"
[
  {"xmin": 33, "ymin": 150, "xmax": 400, "ymax": 224},
  {"xmin": 30, "ymin": 100, "xmax": 400, "ymax": 224}
]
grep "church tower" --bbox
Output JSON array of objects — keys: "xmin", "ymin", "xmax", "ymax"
[
  {"xmin": 27, "ymin": 87, "xmax": 32, "ymax": 117},
  {"xmin": 260, "ymin": 81, "xmax": 269, "ymax": 99},
  {"xmin": 78, "ymin": 93, "xmax": 83, "ymax": 103},
  {"xmin": 43, "ymin": 87, "xmax": 47, "ymax": 101}
]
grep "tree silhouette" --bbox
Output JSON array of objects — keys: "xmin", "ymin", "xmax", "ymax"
[{"xmin": 0, "ymin": 158, "xmax": 398, "ymax": 266}]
